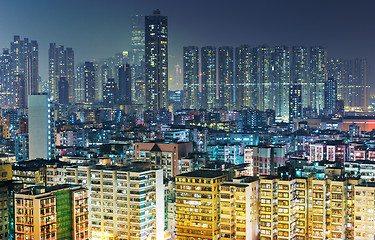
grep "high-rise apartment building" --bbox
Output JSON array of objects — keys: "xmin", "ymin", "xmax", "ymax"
[
  {"xmin": 145, "ymin": 9, "xmax": 168, "ymax": 111},
  {"xmin": 183, "ymin": 46, "xmax": 199, "ymax": 109},
  {"xmin": 10, "ymin": 36, "xmax": 39, "ymax": 98},
  {"xmin": 0, "ymin": 49, "xmax": 14, "ymax": 107},
  {"xmin": 292, "ymin": 46, "xmax": 309, "ymax": 110},
  {"xmin": 15, "ymin": 184, "xmax": 89, "ymax": 240},
  {"xmin": 218, "ymin": 47, "xmax": 234, "ymax": 110},
  {"xmin": 65, "ymin": 165, "xmax": 165, "ymax": 240},
  {"xmin": 83, "ymin": 62, "xmax": 96, "ymax": 104},
  {"xmin": 175, "ymin": 170, "xmax": 227, "ymax": 240},
  {"xmin": 220, "ymin": 176, "xmax": 259, "ymax": 240},
  {"xmin": 255, "ymin": 46, "xmax": 273, "ymax": 111},
  {"xmin": 235, "ymin": 45, "xmax": 255, "ymax": 109},
  {"xmin": 272, "ymin": 46, "xmax": 290, "ymax": 122},
  {"xmin": 103, "ymin": 78, "xmax": 118, "ymax": 107},
  {"xmin": 118, "ymin": 63, "xmax": 132, "ymax": 105},
  {"xmin": 48, "ymin": 44, "xmax": 74, "ymax": 103},
  {"xmin": 325, "ymin": 78, "xmax": 337, "ymax": 115},
  {"xmin": 347, "ymin": 59, "xmax": 368, "ymax": 108},
  {"xmin": 310, "ymin": 47, "xmax": 327, "ymax": 115},
  {"xmin": 28, "ymin": 94, "xmax": 55, "ymax": 160},
  {"xmin": 201, "ymin": 46, "xmax": 217, "ymax": 110}
]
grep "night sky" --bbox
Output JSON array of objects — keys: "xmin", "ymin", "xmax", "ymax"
[{"xmin": 0, "ymin": 0, "xmax": 374, "ymax": 91}]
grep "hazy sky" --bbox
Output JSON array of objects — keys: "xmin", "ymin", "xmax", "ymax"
[{"xmin": 0, "ymin": 0, "xmax": 374, "ymax": 91}]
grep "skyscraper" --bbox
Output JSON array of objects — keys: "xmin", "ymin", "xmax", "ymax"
[
  {"xmin": 145, "ymin": 9, "xmax": 168, "ymax": 111},
  {"xmin": 28, "ymin": 94, "xmax": 55, "ymax": 160},
  {"xmin": 292, "ymin": 46, "xmax": 309, "ymax": 109},
  {"xmin": 347, "ymin": 59, "xmax": 368, "ymax": 108},
  {"xmin": 325, "ymin": 77, "xmax": 337, "ymax": 115},
  {"xmin": 74, "ymin": 63, "xmax": 85, "ymax": 103},
  {"xmin": 10, "ymin": 36, "xmax": 39, "ymax": 99},
  {"xmin": 235, "ymin": 45, "xmax": 255, "ymax": 109},
  {"xmin": 103, "ymin": 78, "xmax": 118, "ymax": 107},
  {"xmin": 0, "ymin": 49, "xmax": 14, "ymax": 107},
  {"xmin": 201, "ymin": 46, "xmax": 216, "ymax": 110},
  {"xmin": 310, "ymin": 47, "xmax": 327, "ymax": 114},
  {"xmin": 131, "ymin": 15, "xmax": 145, "ymax": 66},
  {"xmin": 272, "ymin": 46, "xmax": 290, "ymax": 122},
  {"xmin": 255, "ymin": 46, "xmax": 273, "ymax": 111},
  {"xmin": 118, "ymin": 64, "xmax": 132, "ymax": 105},
  {"xmin": 218, "ymin": 46, "xmax": 234, "ymax": 110},
  {"xmin": 183, "ymin": 46, "xmax": 199, "ymax": 109},
  {"xmin": 48, "ymin": 43, "xmax": 74, "ymax": 103},
  {"xmin": 83, "ymin": 62, "xmax": 96, "ymax": 104}
]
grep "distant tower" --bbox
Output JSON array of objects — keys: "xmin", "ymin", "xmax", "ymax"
[
  {"xmin": 325, "ymin": 78, "xmax": 337, "ymax": 115},
  {"xmin": 292, "ymin": 46, "xmax": 308, "ymax": 109},
  {"xmin": 118, "ymin": 64, "xmax": 132, "ymax": 105},
  {"xmin": 10, "ymin": 36, "xmax": 39, "ymax": 100},
  {"xmin": 48, "ymin": 43, "xmax": 74, "ymax": 103},
  {"xmin": 28, "ymin": 94, "xmax": 55, "ymax": 160},
  {"xmin": 145, "ymin": 9, "xmax": 168, "ymax": 111},
  {"xmin": 183, "ymin": 46, "xmax": 199, "ymax": 109},
  {"xmin": 235, "ymin": 45, "xmax": 254, "ymax": 109},
  {"xmin": 103, "ymin": 78, "xmax": 118, "ymax": 107},
  {"xmin": 83, "ymin": 62, "xmax": 96, "ymax": 104},
  {"xmin": 273, "ymin": 46, "xmax": 290, "ymax": 122},
  {"xmin": 58, "ymin": 77, "xmax": 69, "ymax": 105},
  {"xmin": 201, "ymin": 46, "xmax": 216, "ymax": 110},
  {"xmin": 310, "ymin": 47, "xmax": 327, "ymax": 115},
  {"xmin": 218, "ymin": 46, "xmax": 234, "ymax": 110},
  {"xmin": 131, "ymin": 15, "xmax": 145, "ymax": 66},
  {"xmin": 255, "ymin": 46, "xmax": 273, "ymax": 111},
  {"xmin": 0, "ymin": 48, "xmax": 13, "ymax": 107}
]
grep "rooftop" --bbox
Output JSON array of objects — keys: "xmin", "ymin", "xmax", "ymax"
[{"xmin": 178, "ymin": 170, "xmax": 225, "ymax": 178}]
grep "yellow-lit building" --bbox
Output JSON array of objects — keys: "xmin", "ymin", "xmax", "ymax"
[
  {"xmin": 175, "ymin": 170, "xmax": 227, "ymax": 240},
  {"xmin": 220, "ymin": 176, "xmax": 259, "ymax": 240},
  {"xmin": 0, "ymin": 162, "xmax": 12, "ymax": 181},
  {"xmin": 259, "ymin": 177, "xmax": 278, "ymax": 240}
]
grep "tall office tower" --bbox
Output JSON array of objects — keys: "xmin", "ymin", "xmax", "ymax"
[
  {"xmin": 272, "ymin": 46, "xmax": 290, "ymax": 122},
  {"xmin": 327, "ymin": 58, "xmax": 345, "ymax": 100},
  {"xmin": 131, "ymin": 15, "xmax": 145, "ymax": 66},
  {"xmin": 292, "ymin": 46, "xmax": 309, "ymax": 109},
  {"xmin": 48, "ymin": 43, "xmax": 74, "ymax": 103},
  {"xmin": 235, "ymin": 45, "xmax": 255, "ymax": 109},
  {"xmin": 10, "ymin": 36, "xmax": 39, "ymax": 98},
  {"xmin": 255, "ymin": 46, "xmax": 273, "ymax": 111},
  {"xmin": 103, "ymin": 78, "xmax": 118, "ymax": 107},
  {"xmin": 182, "ymin": 46, "xmax": 199, "ymax": 109},
  {"xmin": 118, "ymin": 64, "xmax": 132, "ymax": 105},
  {"xmin": 176, "ymin": 170, "xmax": 227, "ymax": 239},
  {"xmin": 83, "ymin": 62, "xmax": 95, "ymax": 104},
  {"xmin": 218, "ymin": 46, "xmax": 234, "ymax": 110},
  {"xmin": 15, "ymin": 184, "xmax": 89, "ymax": 240},
  {"xmin": 201, "ymin": 46, "xmax": 217, "ymax": 110},
  {"xmin": 58, "ymin": 77, "xmax": 69, "ymax": 104},
  {"xmin": 131, "ymin": 15, "xmax": 145, "ymax": 102},
  {"xmin": 0, "ymin": 49, "xmax": 14, "ymax": 107},
  {"xmin": 289, "ymin": 84, "xmax": 302, "ymax": 121},
  {"xmin": 145, "ymin": 9, "xmax": 168, "ymax": 111},
  {"xmin": 310, "ymin": 47, "xmax": 327, "ymax": 114},
  {"xmin": 134, "ymin": 78, "xmax": 146, "ymax": 105},
  {"xmin": 65, "ymin": 166, "xmax": 165, "ymax": 240},
  {"xmin": 325, "ymin": 78, "xmax": 337, "ymax": 115},
  {"xmin": 97, "ymin": 64, "xmax": 111, "ymax": 102},
  {"xmin": 220, "ymin": 177, "xmax": 259, "ymax": 240},
  {"xmin": 347, "ymin": 59, "xmax": 368, "ymax": 108},
  {"xmin": 28, "ymin": 94, "xmax": 55, "ymax": 160},
  {"xmin": 74, "ymin": 63, "xmax": 85, "ymax": 103}
]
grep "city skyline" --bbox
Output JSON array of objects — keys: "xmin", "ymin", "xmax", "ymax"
[{"xmin": 0, "ymin": 0, "xmax": 373, "ymax": 91}]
